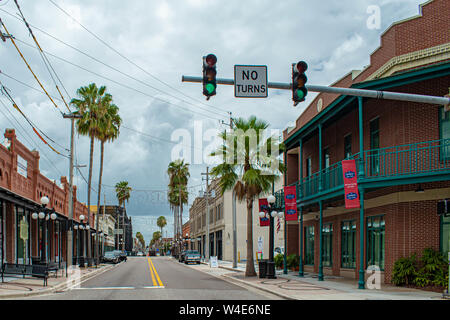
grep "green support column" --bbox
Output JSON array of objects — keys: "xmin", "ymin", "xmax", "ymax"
[
  {"xmin": 318, "ymin": 123, "xmax": 323, "ymax": 192},
  {"xmin": 358, "ymin": 188, "xmax": 365, "ymax": 289},
  {"xmin": 283, "ymin": 151, "xmax": 288, "ymax": 274},
  {"xmin": 298, "ymin": 206, "xmax": 304, "ymax": 277},
  {"xmin": 298, "ymin": 139, "xmax": 304, "ymax": 277},
  {"xmin": 357, "ymin": 96, "xmax": 366, "ymax": 289},
  {"xmin": 318, "ymin": 200, "xmax": 324, "ymax": 281},
  {"xmin": 358, "ymin": 97, "xmax": 365, "ymax": 178}
]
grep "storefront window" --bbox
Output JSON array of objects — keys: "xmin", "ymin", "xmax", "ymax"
[
  {"xmin": 322, "ymin": 223, "xmax": 333, "ymax": 267},
  {"xmin": 439, "ymin": 108, "xmax": 450, "ymax": 159},
  {"xmin": 367, "ymin": 215, "xmax": 385, "ymax": 270},
  {"xmin": 341, "ymin": 220, "xmax": 356, "ymax": 268},
  {"xmin": 0, "ymin": 201, "xmax": 3, "ymax": 265},
  {"xmin": 16, "ymin": 206, "xmax": 30, "ymax": 264},
  {"xmin": 305, "ymin": 225, "xmax": 314, "ymax": 265},
  {"xmin": 441, "ymin": 215, "xmax": 450, "ymax": 257}
]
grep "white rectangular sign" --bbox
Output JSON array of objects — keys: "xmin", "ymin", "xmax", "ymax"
[
  {"xmin": 17, "ymin": 155, "xmax": 27, "ymax": 178},
  {"xmin": 234, "ymin": 65, "xmax": 268, "ymax": 98}
]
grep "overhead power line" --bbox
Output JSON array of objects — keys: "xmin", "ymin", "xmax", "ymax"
[
  {"xmin": 47, "ymin": 0, "xmax": 229, "ymax": 116},
  {"xmin": 11, "ymin": 36, "xmax": 226, "ymax": 122}
]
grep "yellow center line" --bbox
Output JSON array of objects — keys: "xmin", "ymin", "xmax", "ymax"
[
  {"xmin": 147, "ymin": 257, "xmax": 157, "ymax": 286},
  {"xmin": 148, "ymin": 257, "xmax": 164, "ymax": 287}
]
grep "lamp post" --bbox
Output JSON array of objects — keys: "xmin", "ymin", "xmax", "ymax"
[
  {"xmin": 32, "ymin": 196, "xmax": 55, "ymax": 263},
  {"xmin": 259, "ymin": 193, "xmax": 284, "ymax": 279},
  {"xmin": 79, "ymin": 214, "xmax": 86, "ymax": 267}
]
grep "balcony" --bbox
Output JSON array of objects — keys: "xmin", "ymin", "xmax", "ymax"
[{"xmin": 276, "ymin": 139, "xmax": 450, "ymax": 205}]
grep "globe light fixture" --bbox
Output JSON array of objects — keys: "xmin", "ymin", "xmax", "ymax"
[
  {"xmin": 32, "ymin": 212, "xmax": 38, "ymax": 220},
  {"xmin": 79, "ymin": 215, "xmax": 85, "ymax": 221},
  {"xmin": 74, "ymin": 225, "xmax": 78, "ymax": 230},
  {"xmin": 267, "ymin": 195, "xmax": 276, "ymax": 204},
  {"xmin": 278, "ymin": 211, "xmax": 284, "ymax": 218},
  {"xmin": 40, "ymin": 196, "xmax": 50, "ymax": 206},
  {"xmin": 50, "ymin": 213, "xmax": 57, "ymax": 220},
  {"xmin": 86, "ymin": 225, "xmax": 90, "ymax": 230},
  {"xmin": 38, "ymin": 212, "xmax": 45, "ymax": 219},
  {"xmin": 271, "ymin": 211, "xmax": 277, "ymax": 218},
  {"xmin": 259, "ymin": 211, "xmax": 266, "ymax": 218}
]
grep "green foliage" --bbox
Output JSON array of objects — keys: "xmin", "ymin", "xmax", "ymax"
[
  {"xmin": 391, "ymin": 254, "xmax": 417, "ymax": 286},
  {"xmin": 274, "ymin": 254, "xmax": 284, "ymax": 269},
  {"xmin": 287, "ymin": 254, "xmax": 299, "ymax": 269},
  {"xmin": 392, "ymin": 248, "xmax": 448, "ymax": 289}
]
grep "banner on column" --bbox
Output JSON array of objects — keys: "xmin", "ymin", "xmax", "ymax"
[
  {"xmin": 258, "ymin": 198, "xmax": 270, "ymax": 227},
  {"xmin": 342, "ymin": 159, "xmax": 360, "ymax": 209},
  {"xmin": 284, "ymin": 185, "xmax": 298, "ymax": 221}
]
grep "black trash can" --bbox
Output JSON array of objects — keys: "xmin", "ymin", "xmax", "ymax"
[
  {"xmin": 266, "ymin": 261, "xmax": 277, "ymax": 279},
  {"xmin": 258, "ymin": 259, "xmax": 268, "ymax": 278}
]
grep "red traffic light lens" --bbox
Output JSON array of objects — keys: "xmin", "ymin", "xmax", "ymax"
[
  {"xmin": 205, "ymin": 54, "xmax": 217, "ymax": 67},
  {"xmin": 296, "ymin": 61, "xmax": 308, "ymax": 73}
]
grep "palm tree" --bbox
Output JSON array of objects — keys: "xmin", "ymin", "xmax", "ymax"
[
  {"xmin": 210, "ymin": 116, "xmax": 285, "ymax": 277},
  {"xmin": 94, "ymin": 96, "xmax": 121, "ymax": 262},
  {"xmin": 157, "ymin": 216, "xmax": 167, "ymax": 254},
  {"xmin": 167, "ymin": 159, "xmax": 190, "ymax": 249},
  {"xmin": 71, "ymin": 83, "xmax": 109, "ymax": 263},
  {"xmin": 115, "ymin": 181, "xmax": 132, "ymax": 250}
]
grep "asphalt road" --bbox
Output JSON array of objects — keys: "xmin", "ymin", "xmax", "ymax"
[{"xmin": 23, "ymin": 256, "xmax": 281, "ymax": 300}]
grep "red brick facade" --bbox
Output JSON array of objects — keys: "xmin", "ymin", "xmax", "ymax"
[
  {"xmin": 0, "ymin": 128, "xmax": 95, "ymax": 264},
  {"xmin": 283, "ymin": 0, "xmax": 450, "ymax": 285}
]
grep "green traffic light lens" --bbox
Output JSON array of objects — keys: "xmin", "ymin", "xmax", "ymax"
[
  {"xmin": 296, "ymin": 89, "xmax": 305, "ymax": 99},
  {"xmin": 206, "ymin": 83, "xmax": 216, "ymax": 94}
]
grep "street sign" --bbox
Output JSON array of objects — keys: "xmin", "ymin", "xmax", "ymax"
[
  {"xmin": 114, "ymin": 229, "xmax": 123, "ymax": 235},
  {"xmin": 257, "ymin": 236, "xmax": 264, "ymax": 252},
  {"xmin": 210, "ymin": 256, "xmax": 218, "ymax": 268},
  {"xmin": 234, "ymin": 65, "xmax": 268, "ymax": 98}
]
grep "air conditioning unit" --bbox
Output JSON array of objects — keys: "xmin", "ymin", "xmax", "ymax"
[{"xmin": 437, "ymin": 199, "xmax": 450, "ymax": 216}]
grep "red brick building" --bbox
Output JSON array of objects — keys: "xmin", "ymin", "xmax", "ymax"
[
  {"xmin": 0, "ymin": 128, "xmax": 99, "ymax": 268},
  {"xmin": 281, "ymin": 0, "xmax": 450, "ymax": 287}
]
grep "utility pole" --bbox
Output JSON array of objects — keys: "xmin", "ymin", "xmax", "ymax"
[
  {"xmin": 222, "ymin": 113, "xmax": 238, "ymax": 269},
  {"xmin": 63, "ymin": 113, "xmax": 82, "ymax": 275},
  {"xmin": 201, "ymin": 167, "xmax": 210, "ymax": 262}
]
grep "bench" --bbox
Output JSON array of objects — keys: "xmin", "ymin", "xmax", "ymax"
[{"xmin": 1, "ymin": 263, "xmax": 48, "ymax": 286}]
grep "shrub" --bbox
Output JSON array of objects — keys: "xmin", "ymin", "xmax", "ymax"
[
  {"xmin": 287, "ymin": 254, "xmax": 299, "ymax": 269},
  {"xmin": 391, "ymin": 254, "xmax": 417, "ymax": 286},
  {"xmin": 274, "ymin": 254, "xmax": 284, "ymax": 269}
]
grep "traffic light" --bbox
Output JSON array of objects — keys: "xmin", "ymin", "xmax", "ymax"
[
  {"xmin": 202, "ymin": 54, "xmax": 217, "ymax": 100},
  {"xmin": 292, "ymin": 61, "xmax": 308, "ymax": 106}
]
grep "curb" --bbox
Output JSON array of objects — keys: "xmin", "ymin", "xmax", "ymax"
[
  {"xmin": 196, "ymin": 261, "xmax": 294, "ymax": 300},
  {"xmin": 0, "ymin": 263, "xmax": 118, "ymax": 299}
]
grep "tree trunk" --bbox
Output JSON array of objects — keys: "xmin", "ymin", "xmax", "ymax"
[
  {"xmin": 95, "ymin": 141, "xmax": 105, "ymax": 263},
  {"xmin": 87, "ymin": 136, "xmax": 94, "ymax": 263},
  {"xmin": 245, "ymin": 196, "xmax": 256, "ymax": 277}
]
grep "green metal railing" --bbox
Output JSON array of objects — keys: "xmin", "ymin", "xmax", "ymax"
[
  {"xmin": 364, "ymin": 139, "xmax": 450, "ymax": 178},
  {"xmin": 277, "ymin": 139, "xmax": 450, "ymax": 205}
]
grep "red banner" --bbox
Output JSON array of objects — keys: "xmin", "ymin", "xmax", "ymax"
[
  {"xmin": 258, "ymin": 198, "xmax": 270, "ymax": 227},
  {"xmin": 342, "ymin": 159, "xmax": 360, "ymax": 209},
  {"xmin": 284, "ymin": 185, "xmax": 298, "ymax": 221}
]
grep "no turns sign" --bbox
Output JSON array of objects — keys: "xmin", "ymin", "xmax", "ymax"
[{"xmin": 234, "ymin": 65, "xmax": 268, "ymax": 98}]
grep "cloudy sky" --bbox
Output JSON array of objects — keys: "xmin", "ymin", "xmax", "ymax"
[{"xmin": 0, "ymin": 0, "xmax": 425, "ymax": 242}]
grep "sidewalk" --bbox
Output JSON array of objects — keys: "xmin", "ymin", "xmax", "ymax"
[
  {"xmin": 200, "ymin": 259, "xmax": 446, "ymax": 300},
  {"xmin": 0, "ymin": 263, "xmax": 117, "ymax": 299}
]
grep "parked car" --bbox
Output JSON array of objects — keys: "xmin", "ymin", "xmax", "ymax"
[
  {"xmin": 184, "ymin": 250, "xmax": 201, "ymax": 264},
  {"xmin": 274, "ymin": 246, "xmax": 284, "ymax": 256},
  {"xmin": 113, "ymin": 250, "xmax": 127, "ymax": 262},
  {"xmin": 137, "ymin": 252, "xmax": 144, "ymax": 256},
  {"xmin": 102, "ymin": 251, "xmax": 119, "ymax": 264}
]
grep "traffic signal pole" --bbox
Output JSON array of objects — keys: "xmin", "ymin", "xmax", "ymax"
[{"xmin": 182, "ymin": 75, "xmax": 450, "ymax": 106}]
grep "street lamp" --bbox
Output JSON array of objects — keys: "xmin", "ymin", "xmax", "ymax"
[
  {"xmin": 259, "ymin": 192, "xmax": 283, "ymax": 279},
  {"xmin": 32, "ymin": 196, "xmax": 55, "ymax": 263}
]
